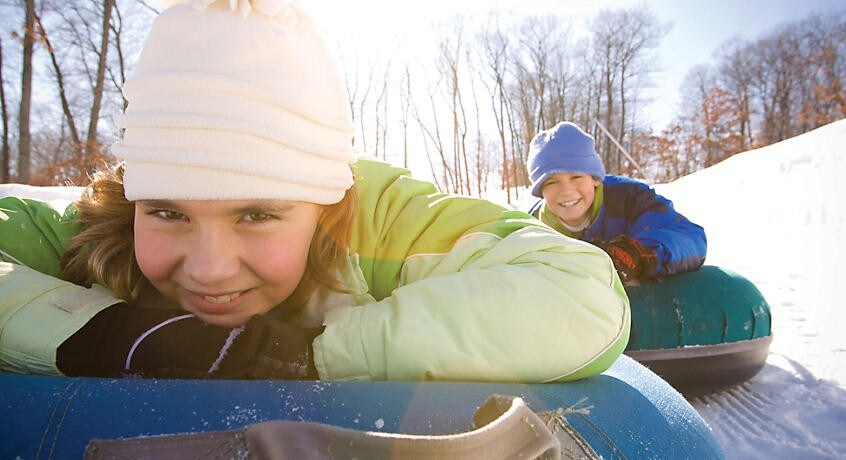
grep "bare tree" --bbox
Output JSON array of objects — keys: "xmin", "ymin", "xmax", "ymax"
[
  {"xmin": 409, "ymin": 73, "xmax": 451, "ymax": 192},
  {"xmin": 25, "ymin": 0, "xmax": 124, "ymax": 183},
  {"xmin": 680, "ymin": 64, "xmax": 717, "ymax": 166},
  {"xmin": 108, "ymin": 4, "xmax": 128, "ymax": 111},
  {"xmin": 514, "ymin": 16, "xmax": 560, "ymax": 135},
  {"xmin": 17, "ymin": 0, "xmax": 36, "ymax": 182},
  {"xmin": 340, "ymin": 53, "xmax": 375, "ymax": 153},
  {"xmin": 434, "ymin": 17, "xmax": 470, "ymax": 194},
  {"xmin": 372, "ymin": 59, "xmax": 392, "ymax": 160},
  {"xmin": 717, "ymin": 39, "xmax": 756, "ymax": 151},
  {"xmin": 615, "ymin": 8, "xmax": 667, "ymax": 146},
  {"xmin": 83, "ymin": 0, "xmax": 116, "ymax": 167},
  {"xmin": 466, "ymin": 43, "xmax": 488, "ymax": 197},
  {"xmin": 398, "ymin": 65, "xmax": 411, "ymax": 168},
  {"xmin": 794, "ymin": 13, "xmax": 846, "ymax": 131},
  {"xmin": 0, "ymin": 37, "xmax": 9, "ymax": 182},
  {"xmin": 34, "ymin": 8, "xmax": 83, "ymax": 156},
  {"xmin": 477, "ymin": 14, "xmax": 515, "ymax": 200},
  {"xmin": 356, "ymin": 64, "xmax": 374, "ymax": 153},
  {"xmin": 8, "ymin": 0, "xmax": 155, "ymax": 184},
  {"xmin": 667, "ymin": 8, "xmax": 844, "ymax": 177},
  {"xmin": 754, "ymin": 25, "xmax": 804, "ymax": 144},
  {"xmin": 588, "ymin": 6, "xmax": 668, "ymax": 173}
]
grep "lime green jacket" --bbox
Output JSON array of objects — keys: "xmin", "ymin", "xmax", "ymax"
[{"xmin": 0, "ymin": 159, "xmax": 629, "ymax": 382}]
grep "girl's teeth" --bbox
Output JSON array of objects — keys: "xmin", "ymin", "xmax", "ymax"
[
  {"xmin": 203, "ymin": 292, "xmax": 242, "ymax": 304},
  {"xmin": 559, "ymin": 199, "xmax": 579, "ymax": 207}
]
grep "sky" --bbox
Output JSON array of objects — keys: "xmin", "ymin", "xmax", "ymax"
[{"xmin": 309, "ymin": 0, "xmax": 845, "ymax": 131}]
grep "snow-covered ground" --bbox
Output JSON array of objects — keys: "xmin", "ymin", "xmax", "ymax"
[
  {"xmin": 2, "ymin": 120, "xmax": 844, "ymax": 457},
  {"xmin": 654, "ymin": 120, "xmax": 846, "ymax": 459}
]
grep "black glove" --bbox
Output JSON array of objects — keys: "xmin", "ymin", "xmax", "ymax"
[
  {"xmin": 598, "ymin": 236, "xmax": 658, "ymax": 283},
  {"xmin": 57, "ymin": 303, "xmax": 322, "ymax": 380}
]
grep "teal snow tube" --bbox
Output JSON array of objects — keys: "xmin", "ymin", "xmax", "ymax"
[{"xmin": 625, "ymin": 265, "xmax": 772, "ymax": 397}]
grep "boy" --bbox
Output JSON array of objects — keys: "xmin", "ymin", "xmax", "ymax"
[{"xmin": 528, "ymin": 122, "xmax": 707, "ymax": 284}]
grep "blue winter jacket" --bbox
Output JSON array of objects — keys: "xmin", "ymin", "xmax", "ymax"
[{"xmin": 530, "ymin": 174, "xmax": 707, "ymax": 276}]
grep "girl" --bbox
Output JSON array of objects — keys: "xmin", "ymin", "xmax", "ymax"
[
  {"xmin": 527, "ymin": 122, "xmax": 707, "ymax": 284},
  {"xmin": 0, "ymin": 1, "xmax": 628, "ymax": 382}
]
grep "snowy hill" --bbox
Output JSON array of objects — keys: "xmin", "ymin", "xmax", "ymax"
[{"xmin": 655, "ymin": 119, "xmax": 846, "ymax": 459}]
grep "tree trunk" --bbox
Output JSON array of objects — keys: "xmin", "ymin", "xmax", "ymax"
[
  {"xmin": 35, "ymin": 10, "xmax": 83, "ymax": 155},
  {"xmin": 84, "ymin": 0, "xmax": 117, "ymax": 173},
  {"xmin": 0, "ymin": 38, "xmax": 9, "ymax": 183},
  {"xmin": 17, "ymin": 0, "xmax": 36, "ymax": 183}
]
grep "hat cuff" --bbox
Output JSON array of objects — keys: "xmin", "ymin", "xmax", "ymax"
[
  {"xmin": 530, "ymin": 178, "xmax": 547, "ymax": 198},
  {"xmin": 123, "ymin": 158, "xmax": 352, "ymax": 204}
]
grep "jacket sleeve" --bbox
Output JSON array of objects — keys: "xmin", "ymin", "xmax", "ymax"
[
  {"xmin": 0, "ymin": 262, "xmax": 124, "ymax": 374},
  {"xmin": 0, "ymin": 196, "xmax": 80, "ymax": 277},
  {"xmin": 312, "ymin": 159, "xmax": 630, "ymax": 382},
  {"xmin": 614, "ymin": 181, "xmax": 707, "ymax": 276},
  {"xmin": 0, "ymin": 196, "xmax": 124, "ymax": 374}
]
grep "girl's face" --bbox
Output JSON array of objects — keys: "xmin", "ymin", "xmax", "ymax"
[
  {"xmin": 134, "ymin": 199, "xmax": 320, "ymax": 327},
  {"xmin": 540, "ymin": 172, "xmax": 601, "ymax": 227}
]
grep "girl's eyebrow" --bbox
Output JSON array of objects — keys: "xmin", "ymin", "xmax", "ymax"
[
  {"xmin": 232, "ymin": 202, "xmax": 297, "ymax": 215},
  {"xmin": 137, "ymin": 199, "xmax": 181, "ymax": 210}
]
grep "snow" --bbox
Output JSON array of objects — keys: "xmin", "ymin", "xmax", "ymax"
[
  {"xmin": 654, "ymin": 119, "xmax": 846, "ymax": 458},
  {"xmin": 1, "ymin": 120, "xmax": 844, "ymax": 457},
  {"xmin": 0, "ymin": 183, "xmax": 84, "ymax": 214}
]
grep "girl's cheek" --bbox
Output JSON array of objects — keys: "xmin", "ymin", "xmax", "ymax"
[
  {"xmin": 134, "ymin": 232, "xmax": 172, "ymax": 282},
  {"xmin": 262, "ymin": 245, "xmax": 307, "ymax": 277},
  {"xmin": 249, "ymin": 235, "xmax": 312, "ymax": 282}
]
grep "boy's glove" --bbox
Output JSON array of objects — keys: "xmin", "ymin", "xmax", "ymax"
[
  {"xmin": 598, "ymin": 236, "xmax": 658, "ymax": 283},
  {"xmin": 57, "ymin": 303, "xmax": 322, "ymax": 380}
]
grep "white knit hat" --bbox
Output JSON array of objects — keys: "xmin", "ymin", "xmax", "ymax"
[{"xmin": 113, "ymin": 0, "xmax": 355, "ymax": 204}]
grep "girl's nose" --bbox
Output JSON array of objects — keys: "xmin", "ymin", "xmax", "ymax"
[{"xmin": 182, "ymin": 227, "xmax": 240, "ymax": 287}]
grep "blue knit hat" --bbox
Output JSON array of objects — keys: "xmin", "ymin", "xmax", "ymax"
[{"xmin": 527, "ymin": 122, "xmax": 606, "ymax": 197}]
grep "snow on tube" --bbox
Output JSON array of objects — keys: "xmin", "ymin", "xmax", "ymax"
[
  {"xmin": 624, "ymin": 265, "xmax": 772, "ymax": 397},
  {"xmin": 0, "ymin": 355, "xmax": 724, "ymax": 459}
]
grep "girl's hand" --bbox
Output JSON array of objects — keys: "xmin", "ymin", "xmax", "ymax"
[{"xmin": 57, "ymin": 304, "xmax": 322, "ymax": 380}]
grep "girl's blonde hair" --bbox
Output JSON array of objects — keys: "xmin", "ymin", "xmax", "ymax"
[{"xmin": 61, "ymin": 164, "xmax": 357, "ymax": 314}]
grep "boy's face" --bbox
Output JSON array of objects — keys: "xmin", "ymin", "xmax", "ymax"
[
  {"xmin": 134, "ymin": 199, "xmax": 320, "ymax": 327},
  {"xmin": 540, "ymin": 172, "xmax": 601, "ymax": 227}
]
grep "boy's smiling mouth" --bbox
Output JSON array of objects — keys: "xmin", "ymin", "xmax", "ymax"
[{"xmin": 558, "ymin": 198, "xmax": 581, "ymax": 208}]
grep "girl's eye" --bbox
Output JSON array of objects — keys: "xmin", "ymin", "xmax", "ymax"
[
  {"xmin": 149, "ymin": 209, "xmax": 186, "ymax": 221},
  {"xmin": 243, "ymin": 213, "xmax": 277, "ymax": 223}
]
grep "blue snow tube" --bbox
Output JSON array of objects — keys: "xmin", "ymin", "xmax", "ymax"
[{"xmin": 0, "ymin": 355, "xmax": 723, "ymax": 459}]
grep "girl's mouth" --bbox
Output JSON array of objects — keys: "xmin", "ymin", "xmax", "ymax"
[
  {"xmin": 187, "ymin": 288, "xmax": 253, "ymax": 314},
  {"xmin": 202, "ymin": 291, "xmax": 243, "ymax": 304},
  {"xmin": 558, "ymin": 198, "xmax": 581, "ymax": 208}
]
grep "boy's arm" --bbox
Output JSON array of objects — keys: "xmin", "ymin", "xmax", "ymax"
[{"xmin": 609, "ymin": 181, "xmax": 707, "ymax": 277}]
